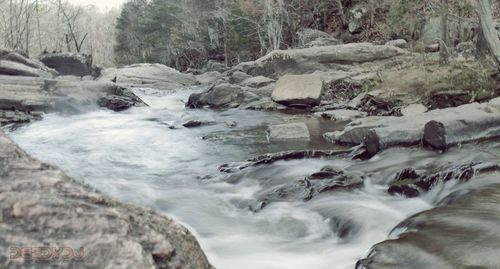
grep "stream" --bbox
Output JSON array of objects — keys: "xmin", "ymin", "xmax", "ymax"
[{"xmin": 6, "ymin": 87, "xmax": 500, "ymax": 269}]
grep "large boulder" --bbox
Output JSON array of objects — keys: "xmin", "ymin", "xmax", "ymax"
[
  {"xmin": 1, "ymin": 51, "xmax": 57, "ymax": 76},
  {"xmin": 359, "ymin": 174, "xmax": 500, "ymax": 269},
  {"xmin": 100, "ymin": 63, "xmax": 197, "ymax": 90},
  {"xmin": 186, "ymin": 83, "xmax": 259, "ymax": 108},
  {"xmin": 325, "ymin": 102, "xmax": 500, "ymax": 156},
  {"xmin": 0, "ymin": 60, "xmax": 54, "ymax": 77},
  {"xmin": 247, "ymin": 43, "xmax": 407, "ymax": 76},
  {"xmin": 271, "ymin": 74, "xmax": 324, "ymax": 107},
  {"xmin": 0, "ymin": 130, "xmax": 213, "ymax": 269},
  {"xmin": 39, "ymin": 53, "xmax": 93, "ymax": 76}
]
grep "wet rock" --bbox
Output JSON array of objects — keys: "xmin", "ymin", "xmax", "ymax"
[
  {"xmin": 267, "ymin": 122, "xmax": 310, "ymax": 141},
  {"xmin": 241, "ymin": 76, "xmax": 274, "ymax": 88},
  {"xmin": 314, "ymin": 109, "xmax": 367, "ymax": 122},
  {"xmin": 2, "ymin": 51, "xmax": 57, "ymax": 76},
  {"xmin": 271, "ymin": 74, "xmax": 324, "ymax": 107},
  {"xmin": 387, "ymin": 162, "xmax": 500, "ymax": 197},
  {"xmin": 0, "ymin": 130, "xmax": 213, "ymax": 269},
  {"xmin": 39, "ymin": 53, "xmax": 93, "ymax": 76},
  {"xmin": 254, "ymin": 168, "xmax": 363, "ymax": 210},
  {"xmin": 98, "ymin": 95, "xmax": 139, "ymax": 112},
  {"xmin": 385, "ymin": 39, "xmax": 408, "ymax": 49},
  {"xmin": 361, "ymin": 172, "xmax": 500, "ymax": 269},
  {"xmin": 327, "ymin": 102, "xmax": 500, "ymax": 155},
  {"xmin": 182, "ymin": 120, "xmax": 216, "ymax": 128},
  {"xmin": 99, "ymin": 63, "xmax": 197, "ymax": 90},
  {"xmin": 0, "ymin": 110, "xmax": 43, "ymax": 127}
]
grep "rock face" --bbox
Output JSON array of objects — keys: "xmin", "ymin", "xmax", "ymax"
[
  {"xmin": 326, "ymin": 101, "xmax": 500, "ymax": 156},
  {"xmin": 250, "ymin": 43, "xmax": 407, "ymax": 76},
  {"xmin": 39, "ymin": 53, "xmax": 93, "ymax": 77},
  {"xmin": 359, "ymin": 174, "xmax": 500, "ymax": 269},
  {"xmin": 267, "ymin": 122, "xmax": 311, "ymax": 141},
  {"xmin": 271, "ymin": 74, "xmax": 324, "ymax": 107},
  {"xmin": 99, "ymin": 63, "xmax": 197, "ymax": 90},
  {"xmin": 0, "ymin": 130, "xmax": 213, "ymax": 269},
  {"xmin": 186, "ymin": 83, "xmax": 259, "ymax": 108}
]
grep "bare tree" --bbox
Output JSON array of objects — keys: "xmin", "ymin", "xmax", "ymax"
[
  {"xmin": 60, "ymin": 1, "xmax": 87, "ymax": 52},
  {"xmin": 477, "ymin": 0, "xmax": 500, "ymax": 67}
]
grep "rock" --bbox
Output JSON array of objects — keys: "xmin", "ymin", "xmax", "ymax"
[
  {"xmin": 0, "ymin": 110, "xmax": 43, "ymax": 127},
  {"xmin": 297, "ymin": 28, "xmax": 335, "ymax": 47},
  {"xmin": 203, "ymin": 60, "xmax": 228, "ymax": 73},
  {"xmin": 302, "ymin": 37, "xmax": 343, "ymax": 48},
  {"xmin": 196, "ymin": 71, "xmax": 222, "ymax": 85},
  {"xmin": 271, "ymin": 74, "xmax": 324, "ymax": 107},
  {"xmin": 327, "ymin": 102, "xmax": 500, "ymax": 155},
  {"xmin": 486, "ymin": 97, "xmax": 500, "ymax": 112},
  {"xmin": 348, "ymin": 6, "xmax": 368, "ymax": 33},
  {"xmin": 39, "ymin": 53, "xmax": 93, "ymax": 76},
  {"xmin": 2, "ymin": 52, "xmax": 58, "ymax": 75},
  {"xmin": 314, "ymin": 109, "xmax": 367, "ymax": 122},
  {"xmin": 219, "ymin": 149, "xmax": 352, "ymax": 173},
  {"xmin": 360, "ymin": 172, "xmax": 500, "ymax": 269},
  {"xmin": 249, "ymin": 43, "xmax": 407, "ymax": 76},
  {"xmin": 240, "ymin": 76, "xmax": 274, "ymax": 88},
  {"xmin": 253, "ymin": 168, "xmax": 363, "ymax": 211},
  {"xmin": 225, "ymin": 121, "xmax": 237, "ymax": 128},
  {"xmin": 97, "ymin": 95, "xmax": 142, "ymax": 112},
  {"xmin": 182, "ymin": 120, "xmax": 216, "ymax": 128},
  {"xmin": 400, "ymin": 104, "xmax": 428, "ymax": 116},
  {"xmin": 347, "ymin": 92, "xmax": 368, "ymax": 109},
  {"xmin": 230, "ymin": 71, "xmax": 252, "ymax": 84},
  {"xmin": 0, "ymin": 60, "xmax": 53, "ymax": 77},
  {"xmin": 426, "ymin": 90, "xmax": 470, "ymax": 109},
  {"xmin": 242, "ymin": 97, "xmax": 285, "ymax": 111},
  {"xmin": 267, "ymin": 122, "xmax": 310, "ymax": 141},
  {"xmin": 99, "ymin": 63, "xmax": 197, "ymax": 90},
  {"xmin": 186, "ymin": 83, "xmax": 259, "ymax": 108},
  {"xmin": 385, "ymin": 39, "xmax": 408, "ymax": 49},
  {"xmin": 387, "ymin": 162, "xmax": 499, "ymax": 198},
  {"xmin": 0, "ymin": 130, "xmax": 213, "ymax": 269}
]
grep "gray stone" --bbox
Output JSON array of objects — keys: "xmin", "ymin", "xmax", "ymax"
[
  {"xmin": 241, "ymin": 76, "xmax": 274, "ymax": 88},
  {"xmin": 99, "ymin": 63, "xmax": 197, "ymax": 90},
  {"xmin": 267, "ymin": 122, "xmax": 311, "ymax": 141},
  {"xmin": 314, "ymin": 109, "xmax": 367, "ymax": 122},
  {"xmin": 385, "ymin": 39, "xmax": 408, "ymax": 49},
  {"xmin": 39, "ymin": 53, "xmax": 92, "ymax": 76},
  {"xmin": 196, "ymin": 71, "xmax": 222, "ymax": 85},
  {"xmin": 186, "ymin": 83, "xmax": 259, "ymax": 108},
  {"xmin": 242, "ymin": 97, "xmax": 285, "ymax": 111},
  {"xmin": 271, "ymin": 74, "xmax": 324, "ymax": 107},
  {"xmin": 400, "ymin": 104, "xmax": 428, "ymax": 116},
  {"xmin": 0, "ymin": 130, "xmax": 213, "ymax": 269},
  {"xmin": 230, "ymin": 71, "xmax": 252, "ymax": 84},
  {"xmin": 0, "ymin": 60, "xmax": 53, "ymax": 77}
]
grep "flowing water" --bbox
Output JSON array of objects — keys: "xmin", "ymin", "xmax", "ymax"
[{"xmin": 6, "ymin": 88, "xmax": 500, "ymax": 269}]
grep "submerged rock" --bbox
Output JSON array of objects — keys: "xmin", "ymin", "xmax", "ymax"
[
  {"xmin": 267, "ymin": 122, "xmax": 311, "ymax": 141},
  {"xmin": 182, "ymin": 120, "xmax": 216, "ymax": 128},
  {"xmin": 0, "ymin": 130, "xmax": 213, "ymax": 269}
]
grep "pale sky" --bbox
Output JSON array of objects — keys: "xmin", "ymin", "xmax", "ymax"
[{"xmin": 70, "ymin": 0, "xmax": 127, "ymax": 11}]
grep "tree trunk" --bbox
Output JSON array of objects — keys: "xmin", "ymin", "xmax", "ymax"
[
  {"xmin": 477, "ymin": 0, "xmax": 500, "ymax": 67},
  {"xmin": 335, "ymin": 0, "xmax": 347, "ymax": 28},
  {"xmin": 440, "ymin": 0, "xmax": 450, "ymax": 65}
]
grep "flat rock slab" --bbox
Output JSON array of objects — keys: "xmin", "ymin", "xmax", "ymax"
[
  {"xmin": 325, "ymin": 101, "xmax": 500, "ymax": 155},
  {"xmin": 271, "ymin": 74, "xmax": 324, "ymax": 107},
  {"xmin": 0, "ymin": 130, "xmax": 213, "ymax": 269},
  {"xmin": 400, "ymin": 103, "xmax": 428, "ymax": 116},
  {"xmin": 267, "ymin": 122, "xmax": 311, "ymax": 141}
]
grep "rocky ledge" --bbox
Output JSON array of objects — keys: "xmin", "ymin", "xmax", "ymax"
[{"xmin": 0, "ymin": 130, "xmax": 213, "ymax": 268}]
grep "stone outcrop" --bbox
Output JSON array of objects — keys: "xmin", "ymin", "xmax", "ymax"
[
  {"xmin": 325, "ymin": 100, "xmax": 500, "ymax": 156},
  {"xmin": 240, "ymin": 43, "xmax": 407, "ymax": 76},
  {"xmin": 271, "ymin": 74, "xmax": 324, "ymax": 107},
  {"xmin": 99, "ymin": 63, "xmax": 197, "ymax": 90},
  {"xmin": 39, "ymin": 53, "xmax": 93, "ymax": 77},
  {"xmin": 0, "ymin": 130, "xmax": 213, "ymax": 269},
  {"xmin": 359, "ymin": 173, "xmax": 500, "ymax": 269}
]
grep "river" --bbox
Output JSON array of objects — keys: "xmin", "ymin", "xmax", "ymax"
[{"xmin": 6, "ymin": 87, "xmax": 500, "ymax": 269}]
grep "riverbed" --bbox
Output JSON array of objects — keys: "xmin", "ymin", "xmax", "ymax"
[{"xmin": 6, "ymin": 87, "xmax": 500, "ymax": 269}]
